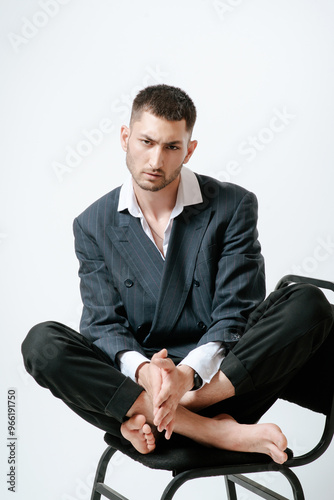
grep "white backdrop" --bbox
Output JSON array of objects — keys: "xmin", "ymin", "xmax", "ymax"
[{"xmin": 1, "ymin": 1, "xmax": 334, "ymax": 498}]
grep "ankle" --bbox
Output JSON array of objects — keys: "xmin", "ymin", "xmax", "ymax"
[{"xmin": 126, "ymin": 391, "xmax": 153, "ymax": 423}]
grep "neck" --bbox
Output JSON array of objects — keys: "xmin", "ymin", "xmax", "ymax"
[{"xmin": 132, "ymin": 175, "xmax": 180, "ymax": 220}]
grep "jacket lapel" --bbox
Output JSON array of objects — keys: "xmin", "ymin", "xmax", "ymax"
[
  {"xmin": 106, "ymin": 212, "xmax": 164, "ymax": 302},
  {"xmin": 150, "ymin": 205, "xmax": 212, "ymax": 334}
]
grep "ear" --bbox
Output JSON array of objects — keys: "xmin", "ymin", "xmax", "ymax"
[
  {"xmin": 120, "ymin": 125, "xmax": 130, "ymax": 152},
  {"xmin": 183, "ymin": 139, "xmax": 198, "ymax": 164}
]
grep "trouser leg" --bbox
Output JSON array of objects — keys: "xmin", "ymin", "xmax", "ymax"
[
  {"xmin": 280, "ymin": 304, "xmax": 334, "ymax": 414},
  {"xmin": 211, "ymin": 284, "xmax": 334, "ymax": 422},
  {"xmin": 21, "ymin": 321, "xmax": 144, "ymax": 438}
]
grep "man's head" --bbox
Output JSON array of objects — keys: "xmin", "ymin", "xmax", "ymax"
[
  {"xmin": 130, "ymin": 84, "xmax": 197, "ymax": 135},
  {"xmin": 121, "ymin": 85, "xmax": 198, "ymax": 193}
]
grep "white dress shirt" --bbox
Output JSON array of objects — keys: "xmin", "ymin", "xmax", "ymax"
[{"xmin": 117, "ymin": 167, "xmax": 225, "ymax": 388}]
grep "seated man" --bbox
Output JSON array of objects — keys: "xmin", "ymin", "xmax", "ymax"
[{"xmin": 22, "ymin": 84, "xmax": 334, "ymax": 465}]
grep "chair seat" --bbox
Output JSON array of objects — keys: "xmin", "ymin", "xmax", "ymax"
[{"xmin": 104, "ymin": 432, "xmax": 293, "ymax": 474}]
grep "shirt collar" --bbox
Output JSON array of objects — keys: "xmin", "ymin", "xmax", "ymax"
[{"xmin": 117, "ymin": 166, "xmax": 203, "ymax": 218}]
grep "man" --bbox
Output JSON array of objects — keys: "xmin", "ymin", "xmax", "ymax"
[{"xmin": 22, "ymin": 84, "xmax": 334, "ymax": 465}]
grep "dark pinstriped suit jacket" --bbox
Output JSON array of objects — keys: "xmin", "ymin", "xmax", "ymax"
[{"xmin": 73, "ymin": 174, "xmax": 266, "ymax": 365}]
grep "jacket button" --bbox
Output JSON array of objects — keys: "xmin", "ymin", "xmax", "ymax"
[
  {"xmin": 197, "ymin": 321, "xmax": 206, "ymax": 331},
  {"xmin": 193, "ymin": 280, "xmax": 200, "ymax": 287},
  {"xmin": 124, "ymin": 279, "xmax": 134, "ymax": 288}
]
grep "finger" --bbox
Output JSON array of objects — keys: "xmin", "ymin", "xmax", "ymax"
[
  {"xmin": 154, "ymin": 382, "xmax": 173, "ymax": 408},
  {"xmin": 153, "ymin": 406, "xmax": 170, "ymax": 428},
  {"xmin": 151, "ymin": 375, "xmax": 163, "ymax": 398},
  {"xmin": 165, "ymin": 420, "xmax": 175, "ymax": 440},
  {"xmin": 151, "ymin": 349, "xmax": 168, "ymax": 361},
  {"xmin": 155, "ymin": 399, "xmax": 181, "ymax": 430},
  {"xmin": 152, "ymin": 358, "xmax": 175, "ymax": 372},
  {"xmin": 151, "ymin": 358, "xmax": 175, "ymax": 374},
  {"xmin": 157, "ymin": 411, "xmax": 175, "ymax": 434},
  {"xmin": 149, "ymin": 366, "xmax": 163, "ymax": 401},
  {"xmin": 154, "ymin": 400, "xmax": 177, "ymax": 428}
]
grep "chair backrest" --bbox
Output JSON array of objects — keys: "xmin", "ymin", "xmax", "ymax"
[{"xmin": 275, "ymin": 274, "xmax": 334, "ymax": 468}]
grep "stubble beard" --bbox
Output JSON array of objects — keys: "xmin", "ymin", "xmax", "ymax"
[{"xmin": 126, "ymin": 150, "xmax": 183, "ymax": 193}]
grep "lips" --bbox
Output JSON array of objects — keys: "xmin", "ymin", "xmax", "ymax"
[{"xmin": 143, "ymin": 172, "xmax": 162, "ymax": 178}]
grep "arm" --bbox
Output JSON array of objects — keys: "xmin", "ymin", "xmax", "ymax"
[
  {"xmin": 74, "ymin": 217, "xmax": 169, "ymax": 410},
  {"xmin": 73, "ymin": 217, "xmax": 147, "ymax": 364},
  {"xmin": 197, "ymin": 190, "xmax": 265, "ymax": 351}
]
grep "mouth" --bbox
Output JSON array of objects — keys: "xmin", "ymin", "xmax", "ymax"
[{"xmin": 143, "ymin": 172, "xmax": 163, "ymax": 179}]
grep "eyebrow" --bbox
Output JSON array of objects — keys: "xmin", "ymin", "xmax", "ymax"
[{"xmin": 140, "ymin": 134, "xmax": 183, "ymax": 146}]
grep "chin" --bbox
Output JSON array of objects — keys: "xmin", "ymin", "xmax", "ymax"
[{"xmin": 135, "ymin": 178, "xmax": 166, "ymax": 192}]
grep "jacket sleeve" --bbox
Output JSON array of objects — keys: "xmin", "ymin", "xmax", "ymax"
[
  {"xmin": 73, "ymin": 217, "xmax": 147, "ymax": 365},
  {"xmin": 197, "ymin": 190, "xmax": 266, "ymax": 351}
]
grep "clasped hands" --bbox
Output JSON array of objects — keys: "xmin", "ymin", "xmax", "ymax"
[{"xmin": 136, "ymin": 349, "xmax": 194, "ymax": 439}]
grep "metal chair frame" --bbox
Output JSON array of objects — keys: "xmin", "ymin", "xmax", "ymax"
[{"xmin": 90, "ymin": 275, "xmax": 334, "ymax": 500}]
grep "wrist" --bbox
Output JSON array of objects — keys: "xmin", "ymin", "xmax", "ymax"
[
  {"xmin": 136, "ymin": 361, "xmax": 149, "ymax": 384},
  {"xmin": 177, "ymin": 365, "xmax": 195, "ymax": 392},
  {"xmin": 191, "ymin": 371, "xmax": 203, "ymax": 391}
]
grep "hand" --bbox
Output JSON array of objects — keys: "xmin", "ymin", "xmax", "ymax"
[
  {"xmin": 151, "ymin": 353, "xmax": 194, "ymax": 439},
  {"xmin": 136, "ymin": 358, "xmax": 163, "ymax": 407},
  {"xmin": 136, "ymin": 350, "xmax": 174, "ymax": 437}
]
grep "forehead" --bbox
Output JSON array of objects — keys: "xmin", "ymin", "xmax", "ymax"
[{"xmin": 131, "ymin": 111, "xmax": 189, "ymax": 142}]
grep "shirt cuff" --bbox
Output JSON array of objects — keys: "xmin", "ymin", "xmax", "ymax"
[
  {"xmin": 117, "ymin": 351, "xmax": 150, "ymax": 382},
  {"xmin": 178, "ymin": 341, "xmax": 226, "ymax": 389}
]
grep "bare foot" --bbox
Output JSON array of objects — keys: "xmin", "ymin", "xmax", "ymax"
[
  {"xmin": 193, "ymin": 414, "xmax": 288, "ymax": 464},
  {"xmin": 120, "ymin": 414, "xmax": 156, "ymax": 454}
]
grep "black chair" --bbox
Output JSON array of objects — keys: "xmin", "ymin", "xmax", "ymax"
[{"xmin": 90, "ymin": 275, "xmax": 334, "ymax": 500}]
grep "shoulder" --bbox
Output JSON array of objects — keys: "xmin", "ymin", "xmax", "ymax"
[
  {"xmin": 74, "ymin": 186, "xmax": 121, "ymax": 231},
  {"xmin": 195, "ymin": 173, "xmax": 257, "ymax": 209}
]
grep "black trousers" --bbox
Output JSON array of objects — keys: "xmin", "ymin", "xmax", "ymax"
[{"xmin": 21, "ymin": 283, "xmax": 334, "ymax": 439}]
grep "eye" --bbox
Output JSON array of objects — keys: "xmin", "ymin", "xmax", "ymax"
[
  {"xmin": 166, "ymin": 145, "xmax": 179, "ymax": 150},
  {"xmin": 141, "ymin": 139, "xmax": 151, "ymax": 146}
]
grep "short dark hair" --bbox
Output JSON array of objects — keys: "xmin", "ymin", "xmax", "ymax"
[{"xmin": 130, "ymin": 84, "xmax": 197, "ymax": 133}]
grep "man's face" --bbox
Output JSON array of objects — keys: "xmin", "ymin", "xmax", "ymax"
[{"xmin": 120, "ymin": 111, "xmax": 197, "ymax": 192}]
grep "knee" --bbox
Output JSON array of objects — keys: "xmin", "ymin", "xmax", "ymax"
[
  {"xmin": 294, "ymin": 284, "xmax": 333, "ymax": 326},
  {"xmin": 21, "ymin": 321, "xmax": 64, "ymax": 379}
]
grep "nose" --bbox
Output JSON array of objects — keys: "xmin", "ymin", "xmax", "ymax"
[{"xmin": 149, "ymin": 146, "xmax": 164, "ymax": 170}]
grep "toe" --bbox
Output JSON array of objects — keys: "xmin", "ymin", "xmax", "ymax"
[
  {"xmin": 142, "ymin": 423, "xmax": 152, "ymax": 435},
  {"xmin": 269, "ymin": 445, "xmax": 288, "ymax": 464},
  {"xmin": 128, "ymin": 414, "xmax": 146, "ymax": 431}
]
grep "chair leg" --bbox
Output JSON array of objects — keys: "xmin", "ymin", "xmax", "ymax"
[
  {"xmin": 225, "ymin": 476, "xmax": 238, "ymax": 500},
  {"xmin": 224, "ymin": 470, "xmax": 305, "ymax": 500},
  {"xmin": 227, "ymin": 474, "xmax": 288, "ymax": 500},
  {"xmin": 90, "ymin": 446, "xmax": 118, "ymax": 500},
  {"xmin": 279, "ymin": 468, "xmax": 305, "ymax": 500}
]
